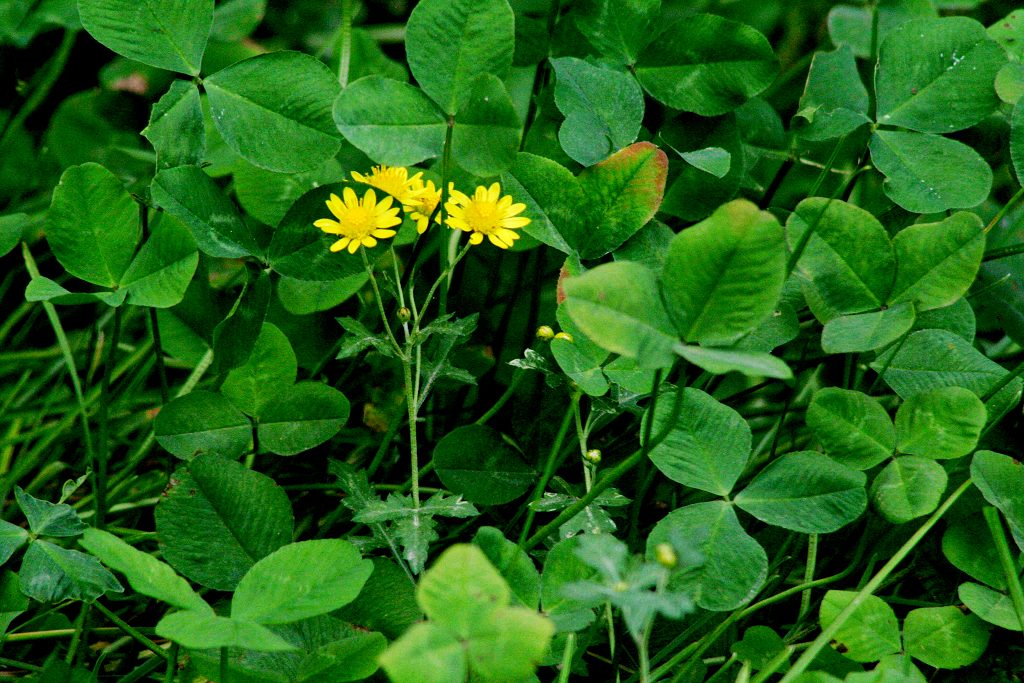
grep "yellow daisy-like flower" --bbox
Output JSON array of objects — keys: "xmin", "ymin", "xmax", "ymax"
[
  {"xmin": 351, "ymin": 165, "xmax": 425, "ymax": 210},
  {"xmin": 314, "ymin": 188, "xmax": 401, "ymax": 254},
  {"xmin": 407, "ymin": 179, "xmax": 443, "ymax": 234},
  {"xmin": 445, "ymin": 182, "xmax": 530, "ymax": 249}
]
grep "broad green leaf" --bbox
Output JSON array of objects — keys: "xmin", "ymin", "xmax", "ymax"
[
  {"xmin": 20, "ymin": 540, "xmax": 123, "ymax": 603},
  {"xmin": 466, "ymin": 606, "xmax": 555, "ymax": 682},
  {"xmin": 573, "ymin": 141, "xmax": 668, "ymax": 258},
  {"xmin": 733, "ymin": 303, "xmax": 799, "ymax": 353},
  {"xmin": 267, "ymin": 183, "xmax": 373, "ymax": 281},
  {"xmin": 150, "ymin": 165, "xmax": 257, "ymax": 259},
  {"xmin": 562, "ymin": 261, "xmax": 678, "ymax": 368},
  {"xmin": 233, "ymin": 157, "xmax": 342, "ymax": 228},
  {"xmin": 735, "ymin": 452, "xmax": 867, "ymax": 533},
  {"xmin": 647, "ymin": 501, "xmax": 767, "ymax": 611},
  {"xmin": 869, "ymin": 131, "xmax": 992, "ymax": 214},
  {"xmin": 336, "ymin": 558, "xmax": 422, "ymax": 640},
  {"xmin": 635, "ymin": 14, "xmax": 778, "ymax": 116},
  {"xmin": 787, "ymin": 198, "xmax": 895, "ymax": 320},
  {"xmin": 499, "ymin": 152, "xmax": 582, "ymax": 254},
  {"xmin": 78, "ymin": 528, "xmax": 211, "ymax": 613},
  {"xmin": 958, "ymin": 582, "xmax": 1024, "ymax": 631},
  {"xmin": 220, "ymin": 323, "xmax": 297, "ymax": 418},
  {"xmin": 472, "ymin": 527, "xmax": 540, "ymax": 609},
  {"xmin": 78, "ymin": 0, "xmax": 212, "ymax": 75},
  {"xmin": 433, "ymin": 425, "xmax": 534, "ymax": 505},
  {"xmin": 821, "ymin": 304, "xmax": 916, "ymax": 354},
  {"xmin": 871, "ymin": 330, "xmax": 1023, "ymax": 416},
  {"xmin": 551, "ymin": 336, "xmax": 609, "ymax": 396},
  {"xmin": 731, "ymin": 626, "xmax": 788, "ymax": 670},
  {"xmin": 155, "ymin": 454, "xmax": 293, "ymax": 590},
  {"xmin": 988, "ymin": 9, "xmax": 1024, "ymax": 60},
  {"xmin": 257, "ymin": 382, "xmax": 350, "ymax": 456},
  {"xmin": 572, "ymin": 0, "xmax": 660, "ymax": 65},
  {"xmin": 0, "ymin": 569, "xmax": 28, "ymax": 633},
  {"xmin": 943, "ymin": 513, "xmax": 1008, "ymax": 590},
  {"xmin": 662, "ymin": 199, "xmax": 785, "ymax": 344},
  {"xmin": 827, "ymin": 0, "xmax": 937, "ymax": 58},
  {"xmin": 210, "ymin": 0, "xmax": 265, "ymax": 41},
  {"xmin": 995, "ymin": 62, "xmax": 1024, "ymax": 104},
  {"xmin": 793, "ymin": 46, "xmax": 871, "ymax": 141},
  {"xmin": 644, "ymin": 387, "xmax": 751, "ymax": 496},
  {"xmin": 232, "ymin": 539, "xmax": 372, "ymax": 624},
  {"xmin": 659, "ymin": 113, "xmax": 744, "ymax": 222},
  {"xmin": 277, "ymin": 273, "xmax": 366, "ymax": 315},
  {"xmin": 418, "ymin": 544, "xmax": 510, "ymax": 639},
  {"xmin": 913, "ymin": 297, "xmax": 976, "ymax": 342},
  {"xmin": 14, "ymin": 487, "xmax": 84, "ymax": 539},
  {"xmin": 541, "ymin": 537, "xmax": 600, "ymax": 632},
  {"xmin": 875, "ymin": 17, "xmax": 1006, "ymax": 133},
  {"xmin": 379, "ymin": 623, "xmax": 466, "ymax": 683},
  {"xmin": 156, "ymin": 610, "xmax": 296, "ymax": 651},
  {"xmin": 333, "ymin": 76, "xmax": 446, "ymax": 167},
  {"xmin": 143, "ymin": 80, "xmax": 205, "ymax": 169},
  {"xmin": 870, "ymin": 456, "xmax": 948, "ymax": 524},
  {"xmin": 405, "ymin": 0, "xmax": 514, "ymax": 115},
  {"xmin": 452, "ymin": 74, "xmax": 521, "ymax": 176},
  {"xmin": 46, "ymin": 163, "xmax": 139, "ymax": 287},
  {"xmin": 889, "ymin": 212, "xmax": 985, "ymax": 311},
  {"xmin": 0, "ymin": 519, "xmax": 27, "ymax": 568},
  {"xmin": 674, "ymin": 345, "xmax": 793, "ymax": 380},
  {"xmin": 806, "ymin": 388, "xmax": 895, "ymax": 470},
  {"xmin": 205, "ymin": 52, "xmax": 341, "ymax": 173},
  {"xmin": 212, "ymin": 271, "xmax": 272, "ymax": 372},
  {"xmin": 550, "ymin": 57, "xmax": 644, "ymax": 166},
  {"xmin": 120, "ymin": 216, "xmax": 199, "ymax": 308},
  {"xmin": 0, "ymin": 213, "xmax": 27, "ymax": 258},
  {"xmin": 24, "ymin": 276, "xmax": 127, "ymax": 307},
  {"xmin": 971, "ymin": 450, "xmax": 1024, "ymax": 548},
  {"xmin": 154, "ymin": 390, "xmax": 251, "ymax": 460},
  {"xmin": 895, "ymin": 386, "xmax": 986, "ymax": 459},
  {"xmin": 903, "ymin": 606, "xmax": 990, "ymax": 669},
  {"xmin": 820, "ymin": 591, "xmax": 901, "ymax": 663}
]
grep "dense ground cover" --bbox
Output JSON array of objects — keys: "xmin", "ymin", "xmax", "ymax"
[{"xmin": 2, "ymin": 0, "xmax": 1024, "ymax": 680}]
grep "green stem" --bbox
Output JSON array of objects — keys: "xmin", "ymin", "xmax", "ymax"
[
  {"xmin": 517, "ymin": 393, "xmax": 577, "ymax": 547},
  {"xmin": 984, "ymin": 185, "xmax": 1024, "ymax": 235},
  {"xmin": 556, "ymin": 632, "xmax": 576, "ymax": 683},
  {"xmin": 0, "ymin": 656, "xmax": 44, "ymax": 673},
  {"xmin": 337, "ymin": 0, "xmax": 354, "ymax": 88},
  {"xmin": 361, "ymin": 249, "xmax": 402, "ymax": 355},
  {"xmin": 981, "ymin": 356, "xmax": 1024, "ymax": 402},
  {"xmin": 474, "ymin": 371, "xmax": 524, "ymax": 426},
  {"xmin": 165, "ymin": 643, "xmax": 179, "ymax": 683},
  {"xmin": 983, "ymin": 506, "xmax": 1024, "ymax": 630},
  {"xmin": 402, "ymin": 356, "xmax": 420, "ymax": 510},
  {"xmin": 779, "ymin": 477, "xmax": 973, "ymax": 683},
  {"xmin": 140, "ymin": 205, "xmax": 170, "ymax": 404},
  {"xmin": 220, "ymin": 646, "xmax": 229, "ymax": 683},
  {"xmin": 21, "ymin": 243, "xmax": 96, "ymax": 501},
  {"xmin": 438, "ymin": 119, "xmax": 455, "ymax": 315},
  {"xmin": 65, "ymin": 604, "xmax": 89, "ymax": 665},
  {"xmin": 524, "ymin": 375, "xmax": 683, "ymax": 551},
  {"xmin": 0, "ymin": 29, "xmax": 76, "ymax": 147},
  {"xmin": 92, "ymin": 601, "xmax": 170, "ymax": 662},
  {"xmin": 798, "ymin": 534, "xmax": 818, "ymax": 624},
  {"xmin": 95, "ymin": 304, "xmax": 122, "ymax": 529}
]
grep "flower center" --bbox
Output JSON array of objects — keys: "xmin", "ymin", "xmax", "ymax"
[
  {"xmin": 463, "ymin": 201, "xmax": 500, "ymax": 233},
  {"xmin": 343, "ymin": 205, "xmax": 377, "ymax": 238}
]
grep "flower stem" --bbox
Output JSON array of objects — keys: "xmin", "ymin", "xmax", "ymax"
[
  {"xmin": 361, "ymin": 249, "xmax": 402, "ymax": 355},
  {"xmin": 95, "ymin": 304, "xmax": 122, "ymax": 529},
  {"xmin": 337, "ymin": 0, "xmax": 354, "ymax": 88}
]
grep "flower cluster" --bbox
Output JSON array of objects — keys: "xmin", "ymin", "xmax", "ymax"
[{"xmin": 314, "ymin": 165, "xmax": 530, "ymax": 253}]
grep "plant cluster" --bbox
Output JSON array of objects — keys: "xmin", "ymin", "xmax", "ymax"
[{"xmin": 1, "ymin": 0, "xmax": 1024, "ymax": 682}]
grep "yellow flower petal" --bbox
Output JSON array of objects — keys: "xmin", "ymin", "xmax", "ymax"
[{"xmin": 330, "ymin": 237, "xmax": 351, "ymax": 252}]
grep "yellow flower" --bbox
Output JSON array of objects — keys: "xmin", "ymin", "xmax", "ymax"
[
  {"xmin": 351, "ymin": 165, "xmax": 425, "ymax": 210},
  {"xmin": 445, "ymin": 182, "xmax": 530, "ymax": 249},
  {"xmin": 314, "ymin": 188, "xmax": 401, "ymax": 254},
  {"xmin": 407, "ymin": 179, "xmax": 444, "ymax": 234}
]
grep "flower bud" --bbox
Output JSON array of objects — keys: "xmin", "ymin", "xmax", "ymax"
[
  {"xmin": 613, "ymin": 580, "xmax": 629, "ymax": 593},
  {"xmin": 397, "ymin": 306, "xmax": 412, "ymax": 323},
  {"xmin": 584, "ymin": 449, "xmax": 602, "ymax": 464},
  {"xmin": 554, "ymin": 331, "xmax": 573, "ymax": 343},
  {"xmin": 654, "ymin": 543, "xmax": 677, "ymax": 569},
  {"xmin": 535, "ymin": 325, "xmax": 555, "ymax": 341}
]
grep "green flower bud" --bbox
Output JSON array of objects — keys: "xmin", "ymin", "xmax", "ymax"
[
  {"xmin": 654, "ymin": 543, "xmax": 677, "ymax": 569},
  {"xmin": 536, "ymin": 325, "xmax": 555, "ymax": 340}
]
